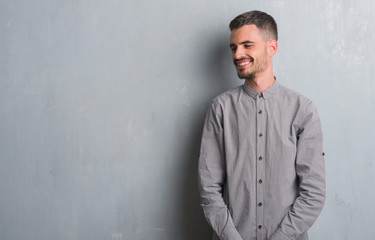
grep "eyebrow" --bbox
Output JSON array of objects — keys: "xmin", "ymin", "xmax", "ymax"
[{"xmin": 230, "ymin": 40, "xmax": 255, "ymax": 48}]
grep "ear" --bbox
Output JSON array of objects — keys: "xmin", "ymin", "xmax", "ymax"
[{"xmin": 267, "ymin": 39, "xmax": 278, "ymax": 56}]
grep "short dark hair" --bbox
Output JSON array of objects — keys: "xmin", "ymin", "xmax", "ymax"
[{"xmin": 229, "ymin": 10, "xmax": 278, "ymax": 41}]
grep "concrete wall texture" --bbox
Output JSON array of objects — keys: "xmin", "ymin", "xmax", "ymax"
[{"xmin": 1, "ymin": 0, "xmax": 374, "ymax": 239}]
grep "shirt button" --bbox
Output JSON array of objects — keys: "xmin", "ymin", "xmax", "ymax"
[
  {"xmin": 258, "ymin": 202, "xmax": 263, "ymax": 207},
  {"xmin": 258, "ymin": 110, "xmax": 262, "ymax": 114},
  {"xmin": 258, "ymin": 156, "xmax": 263, "ymax": 161},
  {"xmin": 259, "ymin": 133, "xmax": 263, "ymax": 137},
  {"xmin": 258, "ymin": 225, "xmax": 262, "ymax": 229},
  {"xmin": 259, "ymin": 179, "xmax": 263, "ymax": 184}
]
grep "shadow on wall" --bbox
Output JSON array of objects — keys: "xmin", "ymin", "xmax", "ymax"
[
  {"xmin": 178, "ymin": 31, "xmax": 235, "ymax": 240},
  {"xmin": 202, "ymin": 31, "xmax": 237, "ymax": 96}
]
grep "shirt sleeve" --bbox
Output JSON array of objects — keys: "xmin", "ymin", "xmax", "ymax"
[
  {"xmin": 198, "ymin": 101, "xmax": 243, "ymax": 240},
  {"xmin": 270, "ymin": 101, "xmax": 326, "ymax": 240}
]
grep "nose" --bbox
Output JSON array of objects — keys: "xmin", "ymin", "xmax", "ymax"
[{"xmin": 233, "ymin": 46, "xmax": 244, "ymax": 60}]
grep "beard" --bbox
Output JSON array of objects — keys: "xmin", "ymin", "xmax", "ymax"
[{"xmin": 236, "ymin": 48, "xmax": 269, "ymax": 81}]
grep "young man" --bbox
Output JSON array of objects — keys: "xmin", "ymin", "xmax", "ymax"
[{"xmin": 198, "ymin": 11, "xmax": 325, "ymax": 240}]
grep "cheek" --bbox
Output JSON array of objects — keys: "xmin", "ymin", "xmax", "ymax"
[{"xmin": 245, "ymin": 49, "xmax": 256, "ymax": 57}]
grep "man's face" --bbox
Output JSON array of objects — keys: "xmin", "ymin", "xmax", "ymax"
[{"xmin": 230, "ymin": 24, "xmax": 272, "ymax": 80}]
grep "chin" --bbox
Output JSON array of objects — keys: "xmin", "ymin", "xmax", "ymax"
[{"xmin": 237, "ymin": 70, "xmax": 255, "ymax": 80}]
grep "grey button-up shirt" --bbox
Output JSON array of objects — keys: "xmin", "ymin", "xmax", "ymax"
[{"xmin": 198, "ymin": 81, "xmax": 325, "ymax": 240}]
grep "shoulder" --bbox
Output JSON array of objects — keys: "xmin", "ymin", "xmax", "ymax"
[
  {"xmin": 204, "ymin": 85, "xmax": 243, "ymax": 117},
  {"xmin": 277, "ymin": 83, "xmax": 320, "ymax": 126},
  {"xmin": 210, "ymin": 85, "xmax": 243, "ymax": 107},
  {"xmin": 277, "ymin": 82, "xmax": 313, "ymax": 109}
]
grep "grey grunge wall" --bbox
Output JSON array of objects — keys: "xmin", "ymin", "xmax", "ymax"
[{"xmin": 1, "ymin": 0, "xmax": 374, "ymax": 239}]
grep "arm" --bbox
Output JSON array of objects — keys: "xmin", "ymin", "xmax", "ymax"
[
  {"xmin": 198, "ymin": 101, "xmax": 243, "ymax": 240},
  {"xmin": 270, "ymin": 101, "xmax": 326, "ymax": 240}
]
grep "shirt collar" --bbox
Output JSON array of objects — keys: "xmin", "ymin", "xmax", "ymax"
[{"xmin": 242, "ymin": 79, "xmax": 280, "ymax": 100}]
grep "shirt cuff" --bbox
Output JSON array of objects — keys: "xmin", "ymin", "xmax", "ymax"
[
  {"xmin": 219, "ymin": 224, "xmax": 243, "ymax": 240},
  {"xmin": 269, "ymin": 228, "xmax": 293, "ymax": 240}
]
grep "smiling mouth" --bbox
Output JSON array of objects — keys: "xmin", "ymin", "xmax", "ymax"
[{"xmin": 235, "ymin": 58, "xmax": 253, "ymax": 69}]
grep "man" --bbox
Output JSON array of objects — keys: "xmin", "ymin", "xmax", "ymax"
[{"xmin": 198, "ymin": 10, "xmax": 325, "ymax": 240}]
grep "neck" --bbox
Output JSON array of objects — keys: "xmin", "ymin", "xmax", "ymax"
[{"xmin": 245, "ymin": 66, "xmax": 275, "ymax": 93}]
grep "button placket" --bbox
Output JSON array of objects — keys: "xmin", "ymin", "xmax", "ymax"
[{"xmin": 256, "ymin": 95, "xmax": 265, "ymax": 238}]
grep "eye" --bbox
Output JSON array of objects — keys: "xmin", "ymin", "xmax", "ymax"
[
  {"xmin": 230, "ymin": 47, "xmax": 237, "ymax": 53},
  {"xmin": 244, "ymin": 45, "xmax": 252, "ymax": 48}
]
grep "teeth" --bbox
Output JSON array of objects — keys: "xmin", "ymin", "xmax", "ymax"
[{"xmin": 238, "ymin": 62, "xmax": 250, "ymax": 66}]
